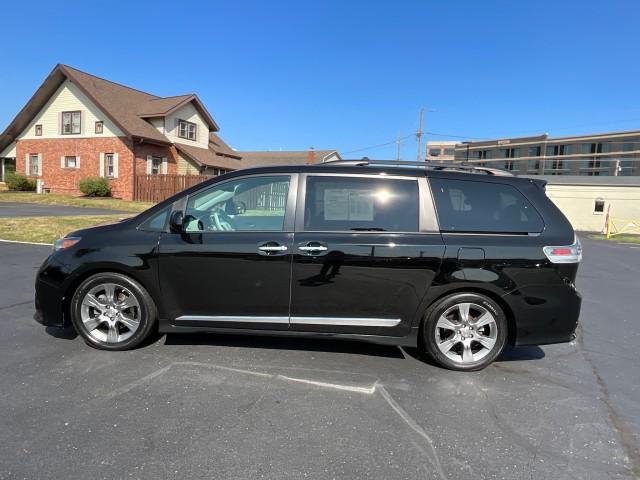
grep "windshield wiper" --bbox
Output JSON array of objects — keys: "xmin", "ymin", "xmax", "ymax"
[{"xmin": 350, "ymin": 227, "xmax": 386, "ymax": 231}]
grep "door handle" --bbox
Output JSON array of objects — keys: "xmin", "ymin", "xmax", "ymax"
[
  {"xmin": 298, "ymin": 242, "xmax": 328, "ymax": 253},
  {"xmin": 257, "ymin": 242, "xmax": 288, "ymax": 255},
  {"xmin": 258, "ymin": 245, "xmax": 288, "ymax": 252}
]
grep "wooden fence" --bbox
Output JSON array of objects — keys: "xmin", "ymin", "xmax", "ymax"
[{"xmin": 135, "ymin": 174, "xmax": 209, "ymax": 202}]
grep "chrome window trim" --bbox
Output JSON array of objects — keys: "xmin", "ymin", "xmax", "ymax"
[{"xmin": 418, "ymin": 176, "xmax": 440, "ymax": 233}]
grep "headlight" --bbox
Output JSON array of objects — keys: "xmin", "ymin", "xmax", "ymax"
[{"xmin": 53, "ymin": 237, "xmax": 81, "ymax": 251}]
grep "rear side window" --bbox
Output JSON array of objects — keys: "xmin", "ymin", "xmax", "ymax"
[
  {"xmin": 430, "ymin": 178, "xmax": 544, "ymax": 234},
  {"xmin": 304, "ymin": 176, "xmax": 419, "ymax": 232}
]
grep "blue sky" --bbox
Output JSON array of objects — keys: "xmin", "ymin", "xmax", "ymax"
[{"xmin": 1, "ymin": 0, "xmax": 639, "ymax": 159}]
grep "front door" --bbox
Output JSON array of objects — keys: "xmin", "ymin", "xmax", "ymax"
[
  {"xmin": 158, "ymin": 173, "xmax": 297, "ymax": 330},
  {"xmin": 290, "ymin": 173, "xmax": 444, "ymax": 337}
]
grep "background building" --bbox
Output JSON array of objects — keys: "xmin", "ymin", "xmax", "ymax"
[
  {"xmin": 454, "ymin": 130, "xmax": 640, "ymax": 176},
  {"xmin": 426, "ymin": 141, "xmax": 456, "ymax": 162}
]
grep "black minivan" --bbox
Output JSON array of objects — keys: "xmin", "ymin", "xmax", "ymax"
[{"xmin": 35, "ymin": 160, "xmax": 582, "ymax": 371}]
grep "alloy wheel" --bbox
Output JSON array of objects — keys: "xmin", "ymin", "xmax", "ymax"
[
  {"xmin": 80, "ymin": 282, "xmax": 141, "ymax": 344},
  {"xmin": 434, "ymin": 302, "xmax": 498, "ymax": 365}
]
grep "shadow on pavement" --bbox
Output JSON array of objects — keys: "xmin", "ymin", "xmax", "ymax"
[
  {"xmin": 164, "ymin": 332, "xmax": 405, "ymax": 359},
  {"xmin": 45, "ymin": 326, "xmax": 78, "ymax": 340}
]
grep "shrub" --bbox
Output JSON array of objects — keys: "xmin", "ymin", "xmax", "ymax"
[
  {"xmin": 79, "ymin": 177, "xmax": 111, "ymax": 197},
  {"xmin": 5, "ymin": 173, "xmax": 36, "ymax": 191}
]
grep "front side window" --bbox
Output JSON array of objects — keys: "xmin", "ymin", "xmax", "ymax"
[
  {"xmin": 35, "ymin": 124, "xmax": 42, "ymax": 136},
  {"xmin": 62, "ymin": 111, "xmax": 81, "ymax": 134},
  {"xmin": 444, "ymin": 148, "xmax": 455, "ymax": 156},
  {"xmin": 184, "ymin": 175, "xmax": 290, "ymax": 232},
  {"xmin": 104, "ymin": 154, "xmax": 114, "ymax": 176},
  {"xmin": 65, "ymin": 156, "xmax": 78, "ymax": 168},
  {"xmin": 430, "ymin": 178, "xmax": 543, "ymax": 234},
  {"xmin": 95, "ymin": 121, "xmax": 104, "ymax": 134},
  {"xmin": 178, "ymin": 120, "xmax": 197, "ymax": 140},
  {"xmin": 29, "ymin": 154, "xmax": 39, "ymax": 175},
  {"xmin": 304, "ymin": 176, "xmax": 419, "ymax": 232},
  {"xmin": 429, "ymin": 148, "xmax": 441, "ymax": 156}
]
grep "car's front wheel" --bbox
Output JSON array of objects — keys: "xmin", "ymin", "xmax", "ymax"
[
  {"xmin": 422, "ymin": 292, "xmax": 507, "ymax": 371},
  {"xmin": 70, "ymin": 272, "xmax": 157, "ymax": 350}
]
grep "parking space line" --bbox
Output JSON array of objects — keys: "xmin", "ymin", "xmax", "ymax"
[{"xmin": 0, "ymin": 239, "xmax": 53, "ymax": 246}]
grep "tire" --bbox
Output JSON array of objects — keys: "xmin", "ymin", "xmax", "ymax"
[
  {"xmin": 422, "ymin": 292, "xmax": 507, "ymax": 371},
  {"xmin": 70, "ymin": 272, "xmax": 157, "ymax": 351}
]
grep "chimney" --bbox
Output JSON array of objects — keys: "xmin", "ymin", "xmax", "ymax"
[{"xmin": 307, "ymin": 147, "xmax": 315, "ymax": 164}]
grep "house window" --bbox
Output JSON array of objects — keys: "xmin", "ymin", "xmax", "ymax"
[
  {"xmin": 29, "ymin": 154, "xmax": 39, "ymax": 176},
  {"xmin": 429, "ymin": 148, "xmax": 441, "ymax": 157},
  {"xmin": 594, "ymin": 198, "xmax": 605, "ymax": 214},
  {"xmin": 178, "ymin": 120, "xmax": 197, "ymax": 140},
  {"xmin": 62, "ymin": 111, "xmax": 81, "ymax": 134},
  {"xmin": 151, "ymin": 156, "xmax": 162, "ymax": 174},
  {"xmin": 35, "ymin": 124, "xmax": 43, "ymax": 136},
  {"xmin": 95, "ymin": 121, "xmax": 104, "ymax": 134},
  {"xmin": 443, "ymin": 148, "xmax": 455, "ymax": 156},
  {"xmin": 65, "ymin": 156, "xmax": 78, "ymax": 168},
  {"xmin": 104, "ymin": 154, "xmax": 114, "ymax": 176}
]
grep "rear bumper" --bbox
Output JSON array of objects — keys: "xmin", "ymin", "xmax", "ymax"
[{"xmin": 502, "ymin": 284, "xmax": 581, "ymax": 346}]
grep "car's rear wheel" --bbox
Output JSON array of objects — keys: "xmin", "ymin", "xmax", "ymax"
[
  {"xmin": 70, "ymin": 272, "xmax": 157, "ymax": 350},
  {"xmin": 422, "ymin": 292, "xmax": 507, "ymax": 371}
]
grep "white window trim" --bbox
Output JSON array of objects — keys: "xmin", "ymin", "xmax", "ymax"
[{"xmin": 61, "ymin": 155, "xmax": 80, "ymax": 169}]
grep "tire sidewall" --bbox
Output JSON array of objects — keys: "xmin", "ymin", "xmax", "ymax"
[
  {"xmin": 70, "ymin": 273, "xmax": 156, "ymax": 351},
  {"xmin": 422, "ymin": 293, "xmax": 507, "ymax": 371}
]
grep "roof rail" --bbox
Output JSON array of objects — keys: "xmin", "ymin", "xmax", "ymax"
[{"xmin": 320, "ymin": 159, "xmax": 514, "ymax": 176}]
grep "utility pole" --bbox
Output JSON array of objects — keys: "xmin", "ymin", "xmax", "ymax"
[
  {"xmin": 396, "ymin": 135, "xmax": 401, "ymax": 160},
  {"xmin": 416, "ymin": 108, "xmax": 424, "ymax": 161}
]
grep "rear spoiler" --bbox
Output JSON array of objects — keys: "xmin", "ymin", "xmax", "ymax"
[{"xmin": 529, "ymin": 178, "xmax": 547, "ymax": 191}]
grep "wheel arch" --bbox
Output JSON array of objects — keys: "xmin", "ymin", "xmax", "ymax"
[
  {"xmin": 417, "ymin": 286, "xmax": 517, "ymax": 346},
  {"xmin": 61, "ymin": 265, "xmax": 159, "ymax": 328}
]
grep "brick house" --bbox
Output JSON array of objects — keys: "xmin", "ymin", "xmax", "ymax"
[{"xmin": 0, "ymin": 64, "xmax": 241, "ymax": 199}]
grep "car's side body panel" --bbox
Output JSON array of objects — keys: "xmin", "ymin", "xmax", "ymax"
[{"xmin": 34, "ymin": 163, "xmax": 582, "ymax": 351}]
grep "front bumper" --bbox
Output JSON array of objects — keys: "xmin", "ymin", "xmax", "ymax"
[{"xmin": 34, "ymin": 254, "xmax": 69, "ymax": 327}]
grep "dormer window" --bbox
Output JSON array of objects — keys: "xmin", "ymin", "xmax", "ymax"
[
  {"xmin": 178, "ymin": 119, "xmax": 197, "ymax": 140},
  {"xmin": 62, "ymin": 111, "xmax": 81, "ymax": 134}
]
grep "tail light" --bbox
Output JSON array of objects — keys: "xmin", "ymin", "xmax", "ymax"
[{"xmin": 543, "ymin": 237, "xmax": 582, "ymax": 264}]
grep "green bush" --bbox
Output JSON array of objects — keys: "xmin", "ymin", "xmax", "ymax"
[
  {"xmin": 78, "ymin": 177, "xmax": 111, "ymax": 197},
  {"xmin": 5, "ymin": 173, "xmax": 36, "ymax": 191}
]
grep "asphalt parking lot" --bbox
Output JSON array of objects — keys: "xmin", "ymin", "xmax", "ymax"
[
  {"xmin": 0, "ymin": 236, "xmax": 638, "ymax": 480},
  {"xmin": 0, "ymin": 201, "xmax": 127, "ymax": 217}
]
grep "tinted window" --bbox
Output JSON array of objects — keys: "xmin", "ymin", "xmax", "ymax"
[
  {"xmin": 304, "ymin": 176, "xmax": 419, "ymax": 232},
  {"xmin": 185, "ymin": 175, "xmax": 290, "ymax": 232},
  {"xmin": 139, "ymin": 207, "xmax": 169, "ymax": 231},
  {"xmin": 430, "ymin": 178, "xmax": 543, "ymax": 233}
]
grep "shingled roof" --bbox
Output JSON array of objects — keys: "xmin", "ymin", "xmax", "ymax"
[
  {"xmin": 237, "ymin": 150, "xmax": 341, "ymax": 168},
  {"xmin": 0, "ymin": 64, "xmax": 224, "ymax": 153}
]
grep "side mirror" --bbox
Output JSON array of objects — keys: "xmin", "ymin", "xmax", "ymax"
[{"xmin": 169, "ymin": 210, "xmax": 184, "ymax": 233}]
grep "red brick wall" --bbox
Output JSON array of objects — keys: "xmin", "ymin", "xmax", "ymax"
[
  {"xmin": 132, "ymin": 143, "xmax": 178, "ymax": 176},
  {"xmin": 14, "ymin": 138, "xmax": 183, "ymax": 200},
  {"xmin": 15, "ymin": 137, "xmax": 136, "ymax": 199}
]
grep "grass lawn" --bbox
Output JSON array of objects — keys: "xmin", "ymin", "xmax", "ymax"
[
  {"xmin": 0, "ymin": 192, "xmax": 153, "ymax": 213},
  {"xmin": 588, "ymin": 234, "xmax": 640, "ymax": 244},
  {"xmin": 0, "ymin": 215, "xmax": 132, "ymax": 244}
]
